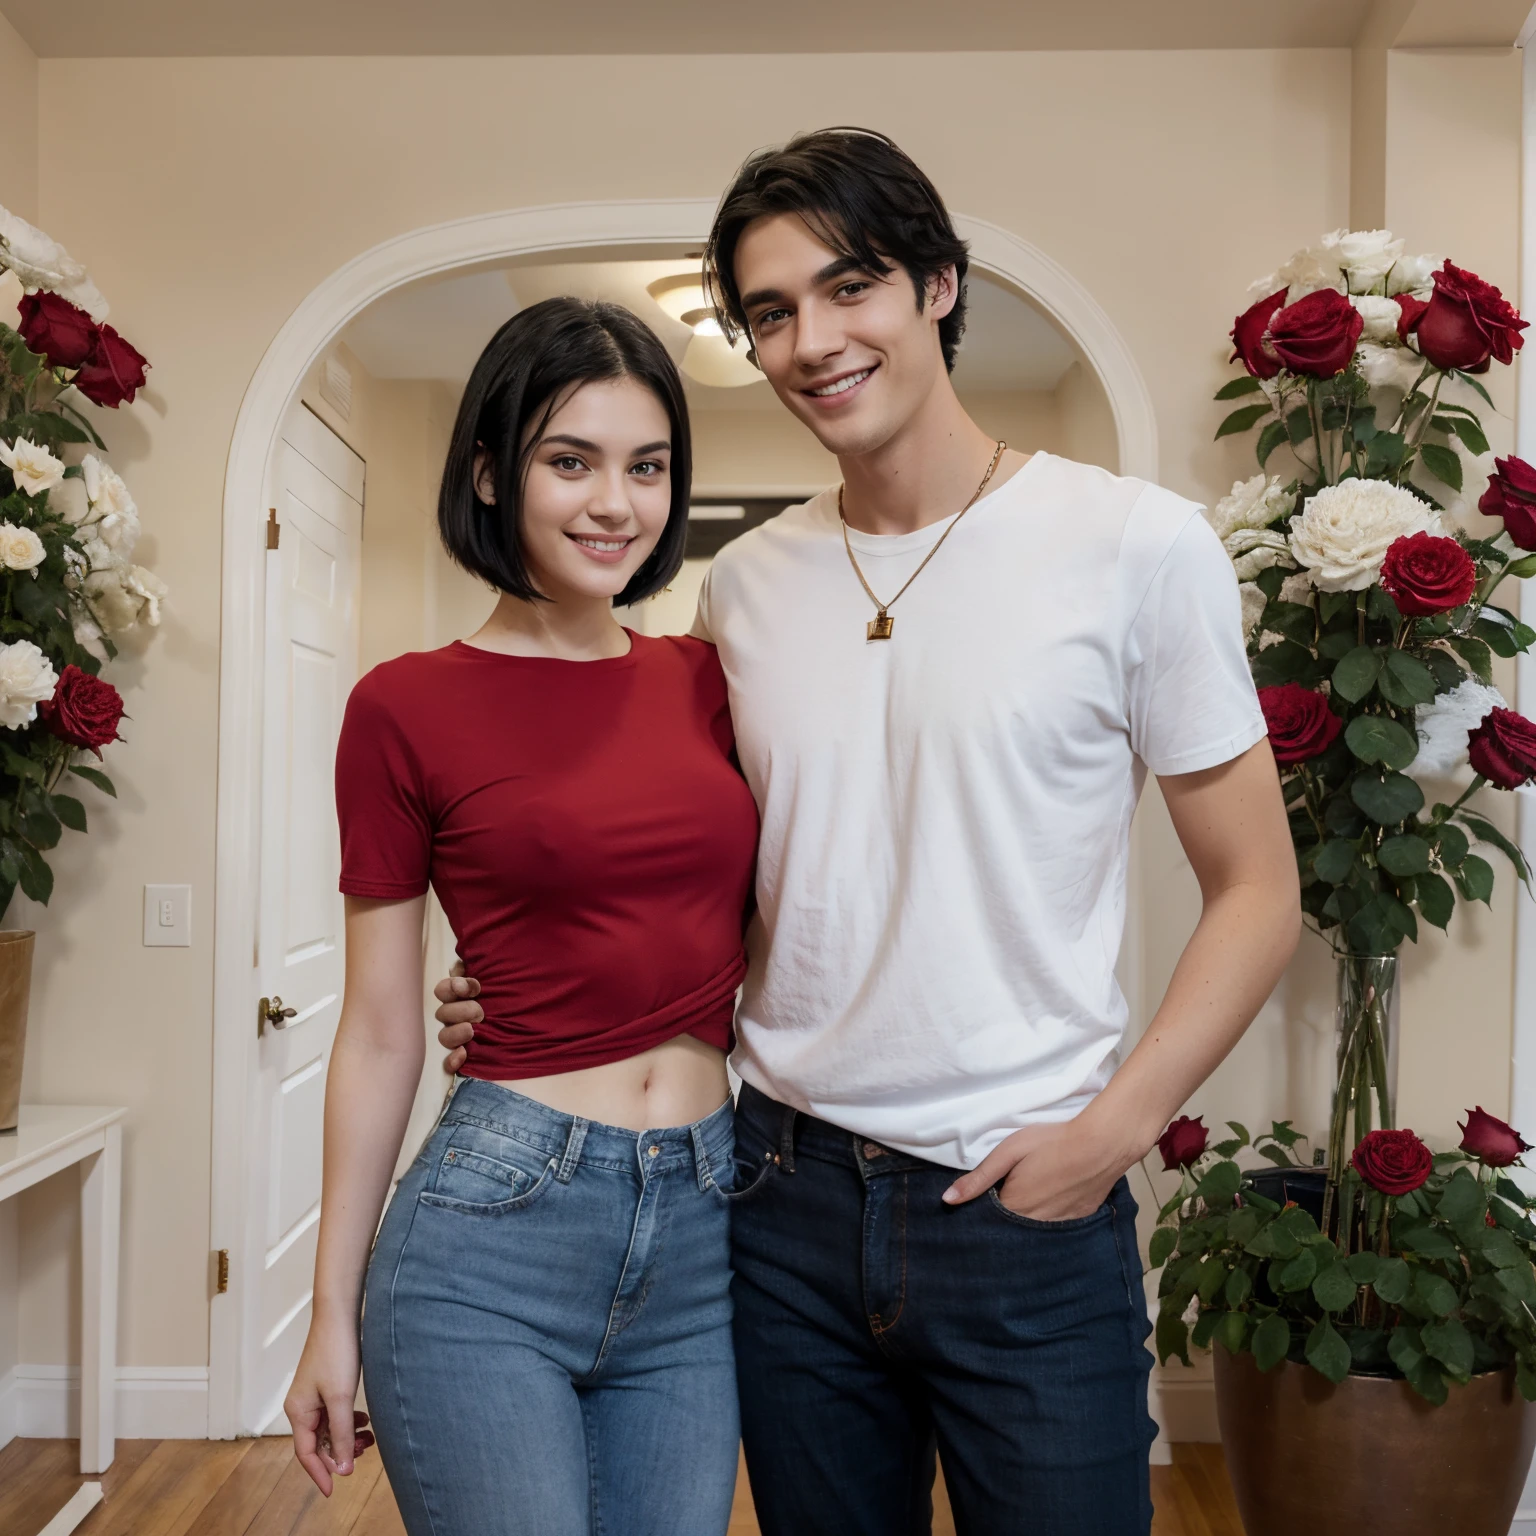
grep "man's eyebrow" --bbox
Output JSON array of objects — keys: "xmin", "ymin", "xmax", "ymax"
[
  {"xmin": 739, "ymin": 256, "xmax": 872, "ymax": 314},
  {"xmin": 541, "ymin": 434, "xmax": 670, "ymax": 456}
]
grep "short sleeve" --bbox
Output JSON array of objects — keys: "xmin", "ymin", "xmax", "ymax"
[
  {"xmin": 335, "ymin": 677, "xmax": 432, "ymax": 899},
  {"xmin": 1126, "ymin": 508, "xmax": 1267, "ymax": 776},
  {"xmin": 689, "ymin": 563, "xmax": 716, "ymax": 643}
]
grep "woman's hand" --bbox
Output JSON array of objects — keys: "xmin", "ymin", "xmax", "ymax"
[
  {"xmin": 286, "ymin": 1316, "xmax": 374, "ymax": 1495},
  {"xmin": 434, "ymin": 959, "xmax": 482, "ymax": 1075}
]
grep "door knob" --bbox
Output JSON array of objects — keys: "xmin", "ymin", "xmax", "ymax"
[{"xmin": 259, "ymin": 995, "xmax": 298, "ymax": 1034}]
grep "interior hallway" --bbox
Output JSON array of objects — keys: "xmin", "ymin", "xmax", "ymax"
[{"xmin": 0, "ymin": 1438, "xmax": 1241, "ymax": 1536}]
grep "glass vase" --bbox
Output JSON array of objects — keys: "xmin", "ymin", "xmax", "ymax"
[{"xmin": 1326, "ymin": 951, "xmax": 1400, "ymax": 1189}]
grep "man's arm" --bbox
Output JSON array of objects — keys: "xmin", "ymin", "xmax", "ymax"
[{"xmin": 943, "ymin": 738, "xmax": 1299, "ymax": 1217}]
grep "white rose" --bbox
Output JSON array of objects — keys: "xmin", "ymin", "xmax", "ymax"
[
  {"xmin": 1288, "ymin": 480, "xmax": 1441, "ymax": 591},
  {"xmin": 1350, "ymin": 295, "xmax": 1405, "ymax": 344},
  {"xmin": 1356, "ymin": 340, "xmax": 1427, "ymax": 394},
  {"xmin": 1278, "ymin": 571, "xmax": 1316, "ymax": 604},
  {"xmin": 76, "ymin": 456, "xmax": 140, "ymax": 557},
  {"xmin": 1387, "ymin": 253, "xmax": 1442, "ymax": 298},
  {"xmin": 1239, "ymin": 581, "xmax": 1266, "ymax": 640},
  {"xmin": 78, "ymin": 532, "xmax": 117, "ymax": 572},
  {"xmin": 1206, "ymin": 472, "xmax": 1295, "ymax": 542},
  {"xmin": 86, "ymin": 562, "xmax": 168, "ymax": 632},
  {"xmin": 0, "ymin": 523, "xmax": 44, "ymax": 573},
  {"xmin": 1415, "ymin": 678, "xmax": 1506, "ymax": 778},
  {"xmin": 123, "ymin": 565, "xmax": 167, "ymax": 627},
  {"xmin": 0, "ymin": 204, "xmax": 108, "ymax": 320},
  {"xmin": 1249, "ymin": 243, "xmax": 1346, "ymax": 305},
  {"xmin": 0, "ymin": 436, "xmax": 64, "ymax": 497},
  {"xmin": 1226, "ymin": 527, "xmax": 1293, "ymax": 581},
  {"xmin": 1323, "ymin": 229, "xmax": 1405, "ymax": 292},
  {"xmin": 71, "ymin": 609, "xmax": 107, "ymax": 663},
  {"xmin": 0, "ymin": 639, "xmax": 57, "ymax": 730}
]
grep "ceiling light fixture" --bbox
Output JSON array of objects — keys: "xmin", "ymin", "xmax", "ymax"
[{"xmin": 645, "ymin": 273, "xmax": 760, "ymax": 389}]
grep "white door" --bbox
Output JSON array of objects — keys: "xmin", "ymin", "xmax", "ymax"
[{"xmin": 240, "ymin": 404, "xmax": 363, "ymax": 1435}]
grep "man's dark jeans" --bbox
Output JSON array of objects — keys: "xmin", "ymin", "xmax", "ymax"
[{"xmin": 729, "ymin": 1083, "xmax": 1157, "ymax": 1536}]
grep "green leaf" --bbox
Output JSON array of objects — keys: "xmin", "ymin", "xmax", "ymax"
[
  {"xmin": 1217, "ymin": 403, "xmax": 1273, "ymax": 440},
  {"xmin": 1256, "ymin": 419, "xmax": 1289, "ymax": 468},
  {"xmin": 1373, "ymin": 1257, "xmax": 1412, "ymax": 1305},
  {"xmin": 1278, "ymin": 1248, "xmax": 1319, "ymax": 1292},
  {"xmin": 1216, "ymin": 376, "xmax": 1265, "ymax": 400},
  {"xmin": 2, "ymin": 746, "xmax": 44, "ymax": 785},
  {"xmin": 1216, "ymin": 1310, "xmax": 1250, "ymax": 1356},
  {"xmin": 1378, "ymin": 650, "xmax": 1437, "ymax": 708},
  {"xmin": 1255, "ymin": 1143, "xmax": 1295, "ymax": 1169},
  {"xmin": 1476, "ymin": 617, "xmax": 1522, "ymax": 659},
  {"xmin": 1377, "ymin": 834, "xmax": 1431, "ymax": 877},
  {"xmin": 1447, "ymin": 415, "xmax": 1491, "ymax": 457},
  {"xmin": 1224, "ymin": 1266, "xmax": 1254, "ymax": 1307},
  {"xmin": 1347, "ymin": 1251, "xmax": 1383, "ymax": 1285},
  {"xmin": 1306, "ymin": 1317, "xmax": 1352, "ymax": 1383},
  {"xmin": 1366, "ymin": 431, "xmax": 1407, "ymax": 474},
  {"xmin": 68, "ymin": 765, "xmax": 116, "ymax": 797},
  {"xmin": 1506, "ymin": 553, "xmax": 1536, "ymax": 580},
  {"xmin": 1414, "ymin": 1270, "xmax": 1461, "ymax": 1317},
  {"xmin": 1313, "ymin": 838, "xmax": 1358, "ymax": 884},
  {"xmin": 1313, "ymin": 1263, "xmax": 1358, "ymax": 1312},
  {"xmin": 1226, "ymin": 1121, "xmax": 1252, "ymax": 1146},
  {"xmin": 1418, "ymin": 442, "xmax": 1463, "ymax": 492},
  {"xmin": 1148, "ymin": 1227, "xmax": 1177, "ymax": 1269},
  {"xmin": 18, "ymin": 809, "xmax": 60, "ymax": 852},
  {"xmin": 1437, "ymin": 1168, "xmax": 1486, "ymax": 1228},
  {"xmin": 1252, "ymin": 1313, "xmax": 1291, "ymax": 1372},
  {"xmin": 1431, "ymin": 823, "xmax": 1470, "ymax": 869},
  {"xmin": 1456, "ymin": 371, "xmax": 1497, "ymax": 409},
  {"xmin": 1449, "ymin": 635, "xmax": 1493, "ymax": 684},
  {"xmin": 1421, "ymin": 1317, "xmax": 1474, "ymax": 1380},
  {"xmin": 1192, "ymin": 1309, "xmax": 1222, "ymax": 1350},
  {"xmin": 1156, "ymin": 1310, "xmax": 1191, "ymax": 1367},
  {"xmin": 1415, "ymin": 871, "xmax": 1455, "ymax": 931},
  {"xmin": 1286, "ymin": 406, "xmax": 1314, "ymax": 446},
  {"xmin": 1345, "ymin": 715, "xmax": 1419, "ymax": 770},
  {"xmin": 1332, "ymin": 646, "xmax": 1381, "ymax": 703},
  {"xmin": 1250, "ymin": 640, "xmax": 1319, "ymax": 689},
  {"xmin": 1401, "ymin": 1226, "xmax": 1459, "ymax": 1261},
  {"xmin": 1196, "ymin": 1160, "xmax": 1243, "ymax": 1207},
  {"xmin": 16, "ymin": 844, "xmax": 51, "ymax": 905},
  {"xmin": 50, "ymin": 794, "xmax": 86, "ymax": 834},
  {"xmin": 1454, "ymin": 853, "xmax": 1495, "ymax": 906},
  {"xmin": 1459, "ymin": 814, "xmax": 1531, "ymax": 887}
]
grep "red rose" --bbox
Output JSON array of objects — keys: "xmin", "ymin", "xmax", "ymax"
[
  {"xmin": 1267, "ymin": 289, "xmax": 1364, "ymax": 378},
  {"xmin": 1479, "ymin": 456, "xmax": 1536, "ymax": 552},
  {"xmin": 1399, "ymin": 262, "xmax": 1526, "ymax": 374},
  {"xmin": 72, "ymin": 323, "xmax": 149, "ymax": 408},
  {"xmin": 1467, "ymin": 707, "xmax": 1536, "ymax": 790},
  {"xmin": 1158, "ymin": 1115, "xmax": 1208, "ymax": 1171},
  {"xmin": 1230, "ymin": 289, "xmax": 1287, "ymax": 380},
  {"xmin": 1459, "ymin": 1106, "xmax": 1531, "ymax": 1168},
  {"xmin": 16, "ymin": 291, "xmax": 97, "ymax": 370},
  {"xmin": 1351, "ymin": 1128, "xmax": 1433, "ymax": 1196},
  {"xmin": 1378, "ymin": 532, "xmax": 1476, "ymax": 617},
  {"xmin": 1394, "ymin": 293, "xmax": 1428, "ymax": 344},
  {"xmin": 1258, "ymin": 684, "xmax": 1342, "ymax": 766},
  {"xmin": 38, "ymin": 664, "xmax": 123, "ymax": 757}
]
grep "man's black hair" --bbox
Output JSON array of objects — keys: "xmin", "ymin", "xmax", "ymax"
[
  {"xmin": 438, "ymin": 297, "xmax": 691, "ymax": 606},
  {"xmin": 704, "ymin": 127, "xmax": 970, "ymax": 372}
]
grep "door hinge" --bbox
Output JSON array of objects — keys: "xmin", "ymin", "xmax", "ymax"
[
  {"xmin": 215, "ymin": 1249, "xmax": 230, "ymax": 1294},
  {"xmin": 266, "ymin": 508, "xmax": 281, "ymax": 550}
]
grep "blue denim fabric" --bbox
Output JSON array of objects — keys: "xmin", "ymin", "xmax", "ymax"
[
  {"xmin": 728, "ymin": 1084, "xmax": 1157, "ymax": 1536},
  {"xmin": 361, "ymin": 1078, "xmax": 739, "ymax": 1536}
]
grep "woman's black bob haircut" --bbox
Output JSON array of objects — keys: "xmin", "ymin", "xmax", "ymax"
[
  {"xmin": 704, "ymin": 126, "xmax": 970, "ymax": 373},
  {"xmin": 438, "ymin": 296, "xmax": 691, "ymax": 607}
]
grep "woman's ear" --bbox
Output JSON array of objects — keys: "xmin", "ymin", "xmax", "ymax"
[{"xmin": 472, "ymin": 446, "xmax": 497, "ymax": 506}]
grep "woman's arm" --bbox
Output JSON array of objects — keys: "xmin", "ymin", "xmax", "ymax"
[{"xmin": 287, "ymin": 894, "xmax": 428, "ymax": 1495}]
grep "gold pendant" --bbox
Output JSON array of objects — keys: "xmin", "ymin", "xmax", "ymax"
[{"xmin": 867, "ymin": 611, "xmax": 894, "ymax": 641}]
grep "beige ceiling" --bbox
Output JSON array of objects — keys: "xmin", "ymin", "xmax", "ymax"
[{"xmin": 0, "ymin": 0, "xmax": 1412, "ymax": 59}]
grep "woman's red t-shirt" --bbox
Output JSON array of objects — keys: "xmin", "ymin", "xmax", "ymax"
[{"xmin": 334, "ymin": 633, "xmax": 759, "ymax": 1079}]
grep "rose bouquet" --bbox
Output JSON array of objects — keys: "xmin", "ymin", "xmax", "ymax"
[
  {"xmin": 0, "ymin": 205, "xmax": 166, "ymax": 915},
  {"xmin": 1148, "ymin": 230, "xmax": 1536, "ymax": 1404},
  {"xmin": 1149, "ymin": 1108, "xmax": 1536, "ymax": 1405}
]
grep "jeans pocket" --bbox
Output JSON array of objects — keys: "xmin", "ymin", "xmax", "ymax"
[
  {"xmin": 419, "ymin": 1124, "xmax": 558, "ymax": 1215},
  {"xmin": 986, "ymin": 1187, "xmax": 1114, "ymax": 1232}
]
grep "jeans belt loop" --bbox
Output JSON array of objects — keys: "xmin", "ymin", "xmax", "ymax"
[
  {"xmin": 555, "ymin": 1115, "xmax": 589, "ymax": 1184},
  {"xmin": 777, "ymin": 1103, "xmax": 798, "ymax": 1175},
  {"xmin": 690, "ymin": 1122, "xmax": 715, "ymax": 1193}
]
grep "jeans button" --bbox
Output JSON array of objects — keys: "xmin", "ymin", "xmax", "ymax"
[
  {"xmin": 648, "ymin": 1145, "xmax": 660, "ymax": 1158},
  {"xmin": 863, "ymin": 1141, "xmax": 886, "ymax": 1159}
]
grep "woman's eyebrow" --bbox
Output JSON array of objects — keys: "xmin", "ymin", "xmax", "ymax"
[{"xmin": 541, "ymin": 435, "xmax": 670, "ymax": 455}]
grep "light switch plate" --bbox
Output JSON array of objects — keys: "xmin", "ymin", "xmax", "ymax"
[{"xmin": 143, "ymin": 884, "xmax": 192, "ymax": 947}]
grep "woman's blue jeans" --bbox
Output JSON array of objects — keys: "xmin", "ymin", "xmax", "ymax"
[{"xmin": 361, "ymin": 1077, "xmax": 740, "ymax": 1536}]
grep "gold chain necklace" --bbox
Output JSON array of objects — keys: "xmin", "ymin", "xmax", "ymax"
[{"xmin": 839, "ymin": 440, "xmax": 1006, "ymax": 641}]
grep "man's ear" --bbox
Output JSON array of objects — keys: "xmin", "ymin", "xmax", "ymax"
[
  {"xmin": 925, "ymin": 265, "xmax": 960, "ymax": 322},
  {"xmin": 472, "ymin": 446, "xmax": 497, "ymax": 506}
]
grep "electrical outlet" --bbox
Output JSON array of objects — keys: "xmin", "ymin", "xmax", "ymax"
[{"xmin": 143, "ymin": 884, "xmax": 192, "ymax": 947}]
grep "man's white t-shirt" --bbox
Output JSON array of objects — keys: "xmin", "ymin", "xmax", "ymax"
[{"xmin": 695, "ymin": 451, "xmax": 1266, "ymax": 1170}]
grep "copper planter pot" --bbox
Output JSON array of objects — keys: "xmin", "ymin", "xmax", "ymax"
[
  {"xmin": 0, "ymin": 929, "xmax": 34, "ymax": 1133},
  {"xmin": 1214, "ymin": 1344, "xmax": 1536, "ymax": 1536}
]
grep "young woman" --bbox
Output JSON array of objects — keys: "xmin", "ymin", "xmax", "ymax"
[{"xmin": 285, "ymin": 298, "xmax": 759, "ymax": 1536}]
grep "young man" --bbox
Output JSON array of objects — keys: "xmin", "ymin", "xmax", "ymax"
[{"xmin": 434, "ymin": 129, "xmax": 1299, "ymax": 1534}]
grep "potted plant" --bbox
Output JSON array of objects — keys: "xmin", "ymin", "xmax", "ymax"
[
  {"xmin": 1149, "ymin": 228, "xmax": 1536, "ymax": 1533},
  {"xmin": 0, "ymin": 204, "xmax": 167, "ymax": 1131}
]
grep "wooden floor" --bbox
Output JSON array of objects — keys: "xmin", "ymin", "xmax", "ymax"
[{"xmin": 0, "ymin": 1437, "xmax": 1243, "ymax": 1536}]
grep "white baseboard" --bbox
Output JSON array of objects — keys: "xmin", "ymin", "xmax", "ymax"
[
  {"xmin": 1155, "ymin": 1374, "xmax": 1220, "ymax": 1444},
  {"xmin": 0, "ymin": 1365, "xmax": 208, "ymax": 1444}
]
